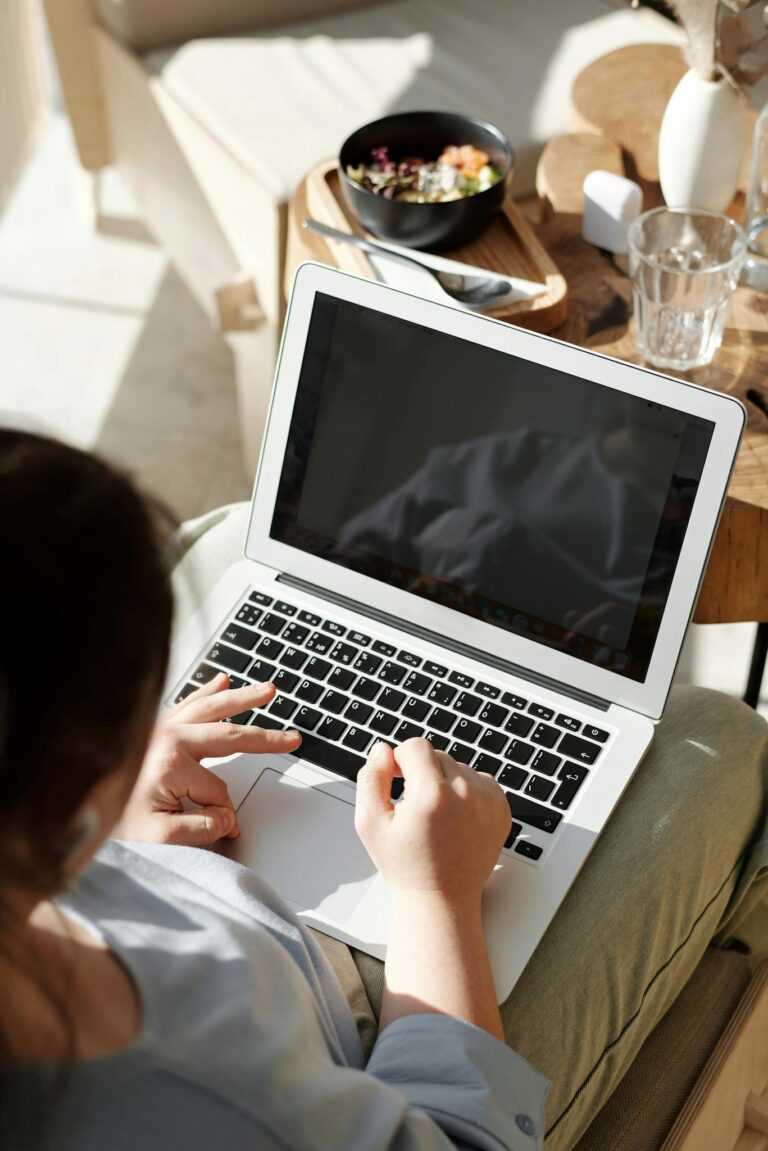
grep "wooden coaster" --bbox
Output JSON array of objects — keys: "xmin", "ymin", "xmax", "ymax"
[{"xmin": 536, "ymin": 133, "xmax": 625, "ymax": 217}]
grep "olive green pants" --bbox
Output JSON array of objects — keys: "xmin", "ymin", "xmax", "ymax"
[{"xmin": 173, "ymin": 503, "xmax": 768, "ymax": 1151}]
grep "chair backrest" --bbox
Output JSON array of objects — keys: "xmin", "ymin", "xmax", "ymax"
[{"xmin": 91, "ymin": 0, "xmax": 383, "ymax": 52}]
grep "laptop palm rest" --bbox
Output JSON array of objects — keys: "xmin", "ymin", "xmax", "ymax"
[{"xmin": 229, "ymin": 766, "xmax": 376, "ymax": 924}]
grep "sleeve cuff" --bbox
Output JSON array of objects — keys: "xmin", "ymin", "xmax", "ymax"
[{"xmin": 366, "ymin": 1014, "xmax": 550, "ymax": 1150}]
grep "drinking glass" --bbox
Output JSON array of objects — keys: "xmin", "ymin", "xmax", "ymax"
[{"xmin": 627, "ymin": 207, "xmax": 747, "ymax": 371}]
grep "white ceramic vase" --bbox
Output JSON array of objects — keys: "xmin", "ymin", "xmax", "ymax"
[{"xmin": 658, "ymin": 69, "xmax": 746, "ymax": 212}]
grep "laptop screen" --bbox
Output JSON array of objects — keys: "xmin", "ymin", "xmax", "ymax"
[{"xmin": 271, "ymin": 293, "xmax": 715, "ymax": 683}]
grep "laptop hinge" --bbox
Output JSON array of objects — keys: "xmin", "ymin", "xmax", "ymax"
[{"xmin": 278, "ymin": 574, "xmax": 612, "ymax": 713}]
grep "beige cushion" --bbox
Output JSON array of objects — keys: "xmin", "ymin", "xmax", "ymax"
[
  {"xmin": 91, "ymin": 0, "xmax": 381, "ymax": 53},
  {"xmin": 145, "ymin": 0, "xmax": 683, "ymax": 202}
]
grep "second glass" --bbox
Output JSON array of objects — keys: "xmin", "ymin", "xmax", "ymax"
[{"xmin": 627, "ymin": 208, "xmax": 747, "ymax": 371}]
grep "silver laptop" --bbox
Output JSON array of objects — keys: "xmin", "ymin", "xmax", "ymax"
[{"xmin": 165, "ymin": 262, "xmax": 743, "ymax": 1002}]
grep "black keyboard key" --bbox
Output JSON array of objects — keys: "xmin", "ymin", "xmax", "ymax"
[
  {"xmin": 503, "ymin": 793, "xmax": 562, "ymax": 834},
  {"xmin": 455, "ymin": 691, "xmax": 482, "ymax": 717},
  {"xmin": 227, "ymin": 676, "xmax": 247, "ymax": 691},
  {"xmin": 515, "ymin": 840, "xmax": 543, "ymax": 860},
  {"xmin": 506, "ymin": 739, "xmax": 534, "ymax": 766},
  {"xmin": 403, "ymin": 697, "xmax": 431, "ymax": 722},
  {"xmin": 190, "ymin": 662, "xmax": 219, "ymax": 685},
  {"xmin": 428, "ymin": 707, "xmax": 456, "ymax": 733},
  {"xmin": 531, "ymin": 722, "xmax": 560, "ymax": 749},
  {"xmin": 257, "ymin": 636, "xmax": 284, "ymax": 661},
  {"xmin": 379, "ymin": 661, "xmax": 407, "ymax": 685},
  {"xmin": 258, "ymin": 613, "xmax": 286, "ymax": 637},
  {"xmin": 345, "ymin": 699, "xmax": 373, "ymax": 725},
  {"xmin": 455, "ymin": 717, "xmax": 481, "ymax": 743},
  {"xmin": 330, "ymin": 642, "xmax": 358, "ymax": 666},
  {"xmin": 295, "ymin": 706, "xmax": 322, "ymax": 731},
  {"xmin": 224, "ymin": 709, "xmax": 253, "ymax": 726},
  {"xmin": 583, "ymin": 725, "xmax": 609, "ymax": 743},
  {"xmin": 348, "ymin": 630, "xmax": 371, "ymax": 647},
  {"xmin": 474, "ymin": 753, "xmax": 501, "ymax": 776},
  {"xmin": 449, "ymin": 670, "xmax": 474, "ymax": 689},
  {"xmin": 403, "ymin": 671, "xmax": 431, "ymax": 696},
  {"xmin": 318, "ymin": 716, "xmax": 346, "ymax": 742},
  {"xmin": 328, "ymin": 666, "xmax": 355, "ymax": 691},
  {"xmin": 344, "ymin": 726, "xmax": 373, "ymax": 753},
  {"xmin": 479, "ymin": 702, "xmax": 507, "ymax": 729},
  {"xmin": 249, "ymin": 591, "xmax": 273, "ymax": 607},
  {"xmin": 379, "ymin": 687, "xmax": 406, "ymax": 713},
  {"xmin": 273, "ymin": 669, "xmax": 299, "ymax": 694},
  {"xmin": 274, "ymin": 600, "xmax": 297, "ymax": 617},
  {"xmin": 320, "ymin": 690, "xmax": 349, "ymax": 715},
  {"xmin": 220, "ymin": 623, "xmax": 259, "ymax": 650},
  {"xmin": 505, "ymin": 820, "xmax": 523, "ymax": 850},
  {"xmin": 531, "ymin": 750, "xmax": 561, "ymax": 777},
  {"xmin": 476, "ymin": 681, "xmax": 500, "ymax": 699},
  {"xmin": 559, "ymin": 733, "xmax": 602, "ymax": 765},
  {"xmin": 398, "ymin": 650, "xmax": 422, "ymax": 668},
  {"xmin": 252, "ymin": 713, "xmax": 283, "ymax": 731},
  {"xmin": 372, "ymin": 640, "xmax": 396, "ymax": 657},
  {"xmin": 395, "ymin": 721, "xmax": 424, "ymax": 742},
  {"xmin": 479, "ymin": 729, "xmax": 509, "ymax": 755},
  {"xmin": 428, "ymin": 681, "xmax": 457, "ymax": 706},
  {"xmin": 281, "ymin": 647, "xmax": 308, "ymax": 672},
  {"xmin": 322, "ymin": 620, "xmax": 346, "ymax": 636},
  {"xmin": 174, "ymin": 682, "xmax": 199, "ymax": 703},
  {"xmin": 207, "ymin": 642, "xmax": 251, "ymax": 674},
  {"xmin": 282, "ymin": 622, "xmax": 310, "ymax": 646},
  {"xmin": 236, "ymin": 603, "xmax": 262, "ymax": 627},
  {"xmin": 306, "ymin": 632, "xmax": 333, "ymax": 654},
  {"xmin": 555, "ymin": 714, "xmax": 581, "ymax": 732},
  {"xmin": 353, "ymin": 676, "xmax": 381, "ymax": 702},
  {"xmin": 525, "ymin": 774, "xmax": 556, "ymax": 801},
  {"xmin": 528, "ymin": 703, "xmax": 554, "ymax": 721},
  {"xmin": 291, "ymin": 733, "xmax": 364, "ymax": 783},
  {"xmin": 269, "ymin": 695, "xmax": 298, "ymax": 721},
  {"xmin": 296, "ymin": 678, "xmax": 323, "ymax": 703},
  {"xmin": 354, "ymin": 651, "xmax": 382, "ymax": 675},
  {"xmin": 499, "ymin": 764, "xmax": 528, "ymax": 790},
  {"xmin": 306, "ymin": 657, "xmax": 332, "ymax": 681},
  {"xmin": 424, "ymin": 660, "xmax": 448, "ymax": 678},
  {"xmin": 298, "ymin": 609, "xmax": 321, "ymax": 627},
  {"xmin": 505, "ymin": 712, "xmax": 534, "ymax": 737},
  {"xmin": 425, "ymin": 731, "xmax": 449, "ymax": 751},
  {"xmin": 370, "ymin": 710, "xmax": 398, "ymax": 736},
  {"xmin": 501, "ymin": 692, "xmax": 528, "ymax": 710},
  {"xmin": 249, "ymin": 659, "xmax": 276, "ymax": 682},
  {"xmin": 552, "ymin": 764, "xmax": 589, "ymax": 810},
  {"xmin": 448, "ymin": 741, "xmax": 475, "ymax": 765}
]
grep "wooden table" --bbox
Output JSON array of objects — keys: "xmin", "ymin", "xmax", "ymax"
[{"xmin": 286, "ymin": 84, "xmax": 768, "ymax": 700}]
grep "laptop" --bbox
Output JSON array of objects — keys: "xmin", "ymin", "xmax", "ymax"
[{"xmin": 165, "ymin": 262, "xmax": 744, "ymax": 1001}]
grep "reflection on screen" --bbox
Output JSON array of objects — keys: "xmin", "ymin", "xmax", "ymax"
[{"xmin": 271, "ymin": 295, "xmax": 714, "ymax": 682}]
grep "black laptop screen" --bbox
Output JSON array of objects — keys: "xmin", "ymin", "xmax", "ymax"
[{"xmin": 270, "ymin": 293, "xmax": 714, "ymax": 682}]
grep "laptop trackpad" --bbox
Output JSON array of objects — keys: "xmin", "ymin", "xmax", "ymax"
[{"xmin": 230, "ymin": 767, "xmax": 376, "ymax": 924}]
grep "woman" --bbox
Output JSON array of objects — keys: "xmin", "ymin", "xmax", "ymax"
[{"xmin": 2, "ymin": 430, "xmax": 767, "ymax": 1150}]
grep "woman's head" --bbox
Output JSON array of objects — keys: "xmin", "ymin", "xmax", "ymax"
[{"xmin": 0, "ymin": 430, "xmax": 174, "ymax": 899}]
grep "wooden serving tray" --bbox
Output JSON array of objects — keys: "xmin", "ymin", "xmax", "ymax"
[{"xmin": 292, "ymin": 159, "xmax": 568, "ymax": 332}]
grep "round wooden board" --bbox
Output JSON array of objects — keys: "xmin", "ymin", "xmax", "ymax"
[
  {"xmin": 536, "ymin": 133, "xmax": 624, "ymax": 217},
  {"xmin": 571, "ymin": 44, "xmax": 686, "ymax": 182}
]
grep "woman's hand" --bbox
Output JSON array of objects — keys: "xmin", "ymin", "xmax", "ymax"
[
  {"xmin": 114, "ymin": 673, "xmax": 301, "ymax": 847},
  {"xmin": 354, "ymin": 738, "xmax": 510, "ymax": 903}
]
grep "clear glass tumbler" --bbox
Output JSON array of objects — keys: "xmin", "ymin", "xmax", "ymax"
[{"xmin": 627, "ymin": 207, "xmax": 747, "ymax": 371}]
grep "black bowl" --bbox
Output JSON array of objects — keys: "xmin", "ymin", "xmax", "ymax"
[{"xmin": 339, "ymin": 111, "xmax": 514, "ymax": 252}]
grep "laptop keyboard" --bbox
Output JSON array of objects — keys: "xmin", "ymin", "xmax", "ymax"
[{"xmin": 173, "ymin": 589, "xmax": 614, "ymax": 865}]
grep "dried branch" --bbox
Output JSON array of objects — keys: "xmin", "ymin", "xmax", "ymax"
[
  {"xmin": 670, "ymin": 0, "xmax": 720, "ymax": 79},
  {"xmin": 730, "ymin": 29, "xmax": 768, "ymax": 80}
]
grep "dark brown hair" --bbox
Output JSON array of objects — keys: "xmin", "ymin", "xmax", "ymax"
[{"xmin": 0, "ymin": 430, "xmax": 175, "ymax": 1067}]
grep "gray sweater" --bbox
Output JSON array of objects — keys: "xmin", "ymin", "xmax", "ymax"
[{"xmin": 11, "ymin": 840, "xmax": 549, "ymax": 1150}]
